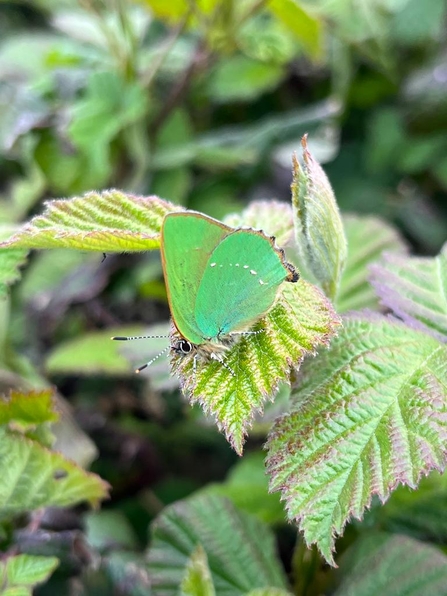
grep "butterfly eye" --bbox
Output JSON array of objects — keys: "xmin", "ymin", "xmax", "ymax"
[{"xmin": 175, "ymin": 339, "xmax": 193, "ymax": 355}]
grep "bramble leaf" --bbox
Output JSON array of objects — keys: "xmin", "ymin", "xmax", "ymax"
[
  {"xmin": 172, "ymin": 280, "xmax": 340, "ymax": 454},
  {"xmin": 292, "ymin": 136, "xmax": 347, "ymax": 300},
  {"xmin": 335, "ymin": 533, "xmax": 447, "ymax": 595},
  {"xmin": 224, "ymin": 200, "xmax": 295, "ymax": 248},
  {"xmin": 0, "ymin": 554, "xmax": 59, "ymax": 595},
  {"xmin": 370, "ymin": 243, "xmax": 447, "ymax": 341},
  {"xmin": 0, "ymin": 427, "xmax": 109, "ymax": 517},
  {"xmin": 147, "ymin": 493, "xmax": 288, "ymax": 595},
  {"xmin": 337, "ymin": 215, "xmax": 408, "ymax": 313},
  {"xmin": 0, "ymin": 192, "xmax": 177, "ymax": 252},
  {"xmin": 267, "ymin": 315, "xmax": 447, "ymax": 564}
]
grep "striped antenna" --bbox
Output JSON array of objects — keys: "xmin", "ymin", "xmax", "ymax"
[
  {"xmin": 111, "ymin": 333, "xmax": 171, "ymax": 374},
  {"xmin": 135, "ymin": 345, "xmax": 171, "ymax": 374}
]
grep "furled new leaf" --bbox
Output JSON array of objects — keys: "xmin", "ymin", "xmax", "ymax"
[
  {"xmin": 147, "ymin": 493, "xmax": 288, "ymax": 595},
  {"xmin": 334, "ymin": 533, "xmax": 447, "ymax": 595},
  {"xmin": 181, "ymin": 545, "xmax": 215, "ymax": 596},
  {"xmin": 0, "ymin": 192, "xmax": 177, "ymax": 252},
  {"xmin": 172, "ymin": 280, "xmax": 340, "ymax": 454},
  {"xmin": 0, "ymin": 554, "xmax": 59, "ymax": 596},
  {"xmin": 292, "ymin": 136, "xmax": 347, "ymax": 300},
  {"xmin": 370, "ymin": 243, "xmax": 447, "ymax": 341},
  {"xmin": 0, "ymin": 427, "xmax": 109, "ymax": 517},
  {"xmin": 336, "ymin": 214, "xmax": 407, "ymax": 312},
  {"xmin": 267, "ymin": 315, "xmax": 447, "ymax": 564}
]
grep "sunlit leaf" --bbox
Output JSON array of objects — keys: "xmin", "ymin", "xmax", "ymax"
[
  {"xmin": 370, "ymin": 243, "xmax": 447, "ymax": 341},
  {"xmin": 224, "ymin": 200, "xmax": 295, "ymax": 248},
  {"xmin": 267, "ymin": 315, "xmax": 447, "ymax": 564},
  {"xmin": 173, "ymin": 280, "xmax": 340, "ymax": 454},
  {"xmin": 0, "ymin": 192, "xmax": 177, "ymax": 252},
  {"xmin": 209, "ymin": 56, "xmax": 285, "ymax": 103},
  {"xmin": 181, "ymin": 545, "xmax": 215, "ymax": 596},
  {"xmin": 336, "ymin": 214, "xmax": 408, "ymax": 312},
  {"xmin": 0, "ymin": 554, "xmax": 59, "ymax": 596},
  {"xmin": 0, "ymin": 427, "xmax": 109, "ymax": 517},
  {"xmin": 268, "ymin": 0, "xmax": 322, "ymax": 58},
  {"xmin": 334, "ymin": 533, "xmax": 447, "ymax": 595},
  {"xmin": 147, "ymin": 494, "xmax": 288, "ymax": 595},
  {"xmin": 0, "ymin": 389, "xmax": 58, "ymax": 426}
]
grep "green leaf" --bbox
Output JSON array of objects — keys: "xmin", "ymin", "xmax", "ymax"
[
  {"xmin": 147, "ymin": 494, "xmax": 288, "ymax": 595},
  {"xmin": 268, "ymin": 0, "xmax": 322, "ymax": 58},
  {"xmin": 292, "ymin": 136, "xmax": 347, "ymax": 300},
  {"xmin": 85, "ymin": 510, "xmax": 139, "ymax": 553},
  {"xmin": 266, "ymin": 315, "xmax": 447, "ymax": 564},
  {"xmin": 209, "ymin": 56, "xmax": 285, "ymax": 103},
  {"xmin": 224, "ymin": 201, "xmax": 295, "ymax": 248},
  {"xmin": 203, "ymin": 452, "xmax": 284, "ymax": 524},
  {"xmin": 0, "ymin": 554, "xmax": 59, "ymax": 595},
  {"xmin": 370, "ymin": 243, "xmax": 447, "ymax": 341},
  {"xmin": 0, "ymin": 427, "xmax": 109, "ymax": 517},
  {"xmin": 0, "ymin": 389, "xmax": 58, "ymax": 426},
  {"xmin": 371, "ymin": 471, "xmax": 447, "ymax": 542},
  {"xmin": 334, "ymin": 533, "xmax": 447, "ymax": 595},
  {"xmin": 172, "ymin": 280, "xmax": 340, "ymax": 454},
  {"xmin": 0, "ymin": 247, "xmax": 28, "ymax": 297},
  {"xmin": 0, "ymin": 192, "xmax": 176, "ymax": 252},
  {"xmin": 246, "ymin": 590, "xmax": 292, "ymax": 596},
  {"xmin": 336, "ymin": 214, "xmax": 408, "ymax": 312},
  {"xmin": 181, "ymin": 545, "xmax": 215, "ymax": 596}
]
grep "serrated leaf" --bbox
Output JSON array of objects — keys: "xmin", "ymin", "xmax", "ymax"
[
  {"xmin": 266, "ymin": 315, "xmax": 447, "ymax": 564},
  {"xmin": 0, "ymin": 389, "xmax": 58, "ymax": 426},
  {"xmin": 172, "ymin": 280, "xmax": 340, "ymax": 454},
  {"xmin": 292, "ymin": 136, "xmax": 347, "ymax": 300},
  {"xmin": 334, "ymin": 533, "xmax": 447, "ymax": 595},
  {"xmin": 223, "ymin": 201, "xmax": 295, "ymax": 248},
  {"xmin": 0, "ymin": 248, "xmax": 28, "ymax": 296},
  {"xmin": 370, "ymin": 243, "xmax": 447, "ymax": 341},
  {"xmin": 147, "ymin": 494, "xmax": 288, "ymax": 595},
  {"xmin": 181, "ymin": 545, "xmax": 215, "ymax": 596},
  {"xmin": 0, "ymin": 192, "xmax": 177, "ymax": 252},
  {"xmin": 336, "ymin": 214, "xmax": 408, "ymax": 313},
  {"xmin": 0, "ymin": 427, "xmax": 109, "ymax": 517},
  {"xmin": 0, "ymin": 554, "xmax": 59, "ymax": 595}
]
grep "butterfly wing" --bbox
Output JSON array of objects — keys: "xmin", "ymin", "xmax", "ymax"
[
  {"xmin": 194, "ymin": 229, "xmax": 292, "ymax": 340},
  {"xmin": 161, "ymin": 212, "xmax": 231, "ymax": 345}
]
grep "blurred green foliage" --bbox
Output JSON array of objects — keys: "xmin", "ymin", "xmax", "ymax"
[{"xmin": 1, "ymin": 0, "xmax": 447, "ymax": 593}]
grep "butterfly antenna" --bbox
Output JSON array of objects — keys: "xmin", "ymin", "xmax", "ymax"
[
  {"xmin": 135, "ymin": 345, "xmax": 171, "ymax": 374},
  {"xmin": 112, "ymin": 334, "xmax": 170, "ymax": 341},
  {"xmin": 229, "ymin": 329, "xmax": 265, "ymax": 338}
]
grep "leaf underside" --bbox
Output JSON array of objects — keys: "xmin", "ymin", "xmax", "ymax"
[
  {"xmin": 267, "ymin": 314, "xmax": 447, "ymax": 564},
  {"xmin": 0, "ymin": 191, "xmax": 177, "ymax": 252},
  {"xmin": 370, "ymin": 243, "xmax": 447, "ymax": 341},
  {"xmin": 171, "ymin": 280, "xmax": 341, "ymax": 454},
  {"xmin": 0, "ymin": 247, "xmax": 28, "ymax": 296}
]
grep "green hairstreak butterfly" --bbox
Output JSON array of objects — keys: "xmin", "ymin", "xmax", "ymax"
[{"xmin": 113, "ymin": 210, "xmax": 298, "ymax": 373}]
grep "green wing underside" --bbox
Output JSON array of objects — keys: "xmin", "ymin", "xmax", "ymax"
[
  {"xmin": 162, "ymin": 212, "xmax": 289, "ymax": 345},
  {"xmin": 161, "ymin": 212, "xmax": 230, "ymax": 345},
  {"xmin": 195, "ymin": 230, "xmax": 288, "ymax": 338}
]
